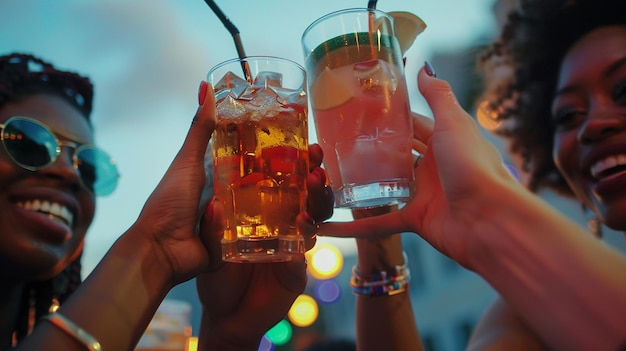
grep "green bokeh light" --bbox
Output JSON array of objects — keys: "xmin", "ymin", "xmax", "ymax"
[{"xmin": 265, "ymin": 319, "xmax": 293, "ymax": 346}]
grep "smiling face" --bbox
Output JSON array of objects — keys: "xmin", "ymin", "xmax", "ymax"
[
  {"xmin": 0, "ymin": 94, "xmax": 96, "ymax": 281},
  {"xmin": 552, "ymin": 25, "xmax": 626, "ymax": 231}
]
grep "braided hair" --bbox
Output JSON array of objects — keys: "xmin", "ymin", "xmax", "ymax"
[
  {"xmin": 0, "ymin": 53, "xmax": 93, "ymax": 121},
  {"xmin": 477, "ymin": 0, "xmax": 626, "ymax": 196},
  {"xmin": 0, "ymin": 53, "xmax": 92, "ymax": 345}
]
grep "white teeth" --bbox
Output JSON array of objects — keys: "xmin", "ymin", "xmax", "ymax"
[
  {"xmin": 590, "ymin": 154, "xmax": 626, "ymax": 178},
  {"xmin": 17, "ymin": 200, "xmax": 74, "ymax": 227}
]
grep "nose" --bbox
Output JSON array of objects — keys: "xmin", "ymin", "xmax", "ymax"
[
  {"xmin": 577, "ymin": 104, "xmax": 626, "ymax": 144},
  {"xmin": 38, "ymin": 145, "xmax": 83, "ymax": 192}
]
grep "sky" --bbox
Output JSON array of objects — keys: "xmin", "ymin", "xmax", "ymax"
[{"xmin": 0, "ymin": 0, "xmax": 499, "ymax": 273}]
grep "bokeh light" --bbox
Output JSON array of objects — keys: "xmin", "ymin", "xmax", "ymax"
[
  {"xmin": 476, "ymin": 99, "xmax": 502, "ymax": 131},
  {"xmin": 265, "ymin": 320, "xmax": 292, "ymax": 346},
  {"xmin": 257, "ymin": 335, "xmax": 276, "ymax": 351},
  {"xmin": 288, "ymin": 294, "xmax": 319, "ymax": 327},
  {"xmin": 313, "ymin": 279, "xmax": 342, "ymax": 303},
  {"xmin": 186, "ymin": 336, "xmax": 198, "ymax": 351},
  {"xmin": 306, "ymin": 243, "xmax": 343, "ymax": 280}
]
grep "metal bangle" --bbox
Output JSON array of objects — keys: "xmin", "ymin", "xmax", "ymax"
[{"xmin": 41, "ymin": 312, "xmax": 102, "ymax": 351}]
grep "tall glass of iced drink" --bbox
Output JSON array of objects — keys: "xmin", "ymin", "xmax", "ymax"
[
  {"xmin": 207, "ymin": 56, "xmax": 309, "ymax": 263},
  {"xmin": 302, "ymin": 8, "xmax": 416, "ymax": 208}
]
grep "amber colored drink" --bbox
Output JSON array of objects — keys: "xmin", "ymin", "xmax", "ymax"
[
  {"xmin": 303, "ymin": 14, "xmax": 415, "ymax": 208},
  {"xmin": 208, "ymin": 57, "xmax": 309, "ymax": 263}
]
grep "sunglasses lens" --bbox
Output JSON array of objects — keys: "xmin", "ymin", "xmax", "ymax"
[
  {"xmin": 76, "ymin": 147, "xmax": 119, "ymax": 196},
  {"xmin": 2, "ymin": 118, "xmax": 57, "ymax": 169}
]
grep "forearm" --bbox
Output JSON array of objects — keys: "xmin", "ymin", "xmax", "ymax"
[
  {"xmin": 353, "ymin": 206, "xmax": 423, "ymax": 351},
  {"xmin": 471, "ymin": 184, "xmax": 626, "ymax": 351},
  {"xmin": 16, "ymin": 229, "xmax": 174, "ymax": 351}
]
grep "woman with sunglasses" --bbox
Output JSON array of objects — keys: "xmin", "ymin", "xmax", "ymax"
[
  {"xmin": 1, "ymin": 52, "xmax": 333, "ymax": 351},
  {"xmin": 317, "ymin": 0, "xmax": 626, "ymax": 349}
]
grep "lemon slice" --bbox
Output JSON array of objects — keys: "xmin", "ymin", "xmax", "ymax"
[
  {"xmin": 310, "ymin": 66, "xmax": 354, "ymax": 110},
  {"xmin": 388, "ymin": 11, "xmax": 427, "ymax": 54}
]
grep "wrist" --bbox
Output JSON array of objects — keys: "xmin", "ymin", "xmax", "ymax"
[
  {"xmin": 468, "ymin": 182, "xmax": 587, "ymax": 274},
  {"xmin": 355, "ymin": 234, "xmax": 405, "ymax": 273},
  {"xmin": 51, "ymin": 230, "xmax": 175, "ymax": 350},
  {"xmin": 352, "ymin": 204, "xmax": 404, "ymax": 273},
  {"xmin": 122, "ymin": 223, "xmax": 179, "ymax": 290}
]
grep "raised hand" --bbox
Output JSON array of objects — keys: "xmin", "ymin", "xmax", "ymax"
[
  {"xmin": 195, "ymin": 144, "xmax": 334, "ymax": 350},
  {"xmin": 318, "ymin": 66, "xmax": 521, "ymax": 269}
]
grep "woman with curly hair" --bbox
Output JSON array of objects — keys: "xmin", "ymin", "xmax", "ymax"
[
  {"xmin": 1, "ymin": 52, "xmax": 333, "ymax": 351},
  {"xmin": 318, "ymin": 0, "xmax": 626, "ymax": 350}
]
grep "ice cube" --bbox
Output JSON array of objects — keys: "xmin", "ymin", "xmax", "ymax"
[
  {"xmin": 216, "ymin": 94, "xmax": 247, "ymax": 119},
  {"xmin": 270, "ymin": 86, "xmax": 303, "ymax": 105},
  {"xmin": 248, "ymin": 88, "xmax": 281, "ymax": 120},
  {"xmin": 214, "ymin": 71, "xmax": 249, "ymax": 99},
  {"xmin": 353, "ymin": 59, "xmax": 398, "ymax": 96},
  {"xmin": 253, "ymin": 71, "xmax": 283, "ymax": 88},
  {"xmin": 250, "ymin": 71, "xmax": 296, "ymax": 105}
]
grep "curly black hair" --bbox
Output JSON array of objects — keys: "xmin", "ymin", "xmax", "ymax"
[
  {"xmin": 478, "ymin": 0, "xmax": 626, "ymax": 196},
  {"xmin": 1, "ymin": 52, "xmax": 91, "ymax": 345}
]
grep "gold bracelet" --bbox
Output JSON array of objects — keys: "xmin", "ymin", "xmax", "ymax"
[{"xmin": 41, "ymin": 312, "xmax": 102, "ymax": 351}]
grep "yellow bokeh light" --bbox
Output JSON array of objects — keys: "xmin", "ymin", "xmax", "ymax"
[
  {"xmin": 476, "ymin": 99, "xmax": 502, "ymax": 131},
  {"xmin": 306, "ymin": 243, "xmax": 343, "ymax": 280},
  {"xmin": 185, "ymin": 336, "xmax": 198, "ymax": 351},
  {"xmin": 288, "ymin": 294, "xmax": 319, "ymax": 327}
]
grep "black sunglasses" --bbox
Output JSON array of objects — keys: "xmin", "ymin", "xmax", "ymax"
[{"xmin": 0, "ymin": 116, "xmax": 119, "ymax": 196}]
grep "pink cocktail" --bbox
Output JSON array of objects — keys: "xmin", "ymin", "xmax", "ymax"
[{"xmin": 302, "ymin": 9, "xmax": 415, "ymax": 208}]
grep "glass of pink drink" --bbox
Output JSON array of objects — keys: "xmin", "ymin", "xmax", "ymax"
[
  {"xmin": 207, "ymin": 56, "xmax": 309, "ymax": 263},
  {"xmin": 302, "ymin": 8, "xmax": 415, "ymax": 208}
]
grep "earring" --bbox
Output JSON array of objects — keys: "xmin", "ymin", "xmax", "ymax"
[{"xmin": 587, "ymin": 216, "xmax": 603, "ymax": 238}]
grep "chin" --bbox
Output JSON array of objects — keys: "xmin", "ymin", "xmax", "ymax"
[
  {"xmin": 0, "ymin": 252, "xmax": 69, "ymax": 282},
  {"xmin": 597, "ymin": 204, "xmax": 626, "ymax": 232}
]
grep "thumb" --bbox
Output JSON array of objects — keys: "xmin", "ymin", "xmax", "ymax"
[
  {"xmin": 176, "ymin": 81, "xmax": 217, "ymax": 165},
  {"xmin": 417, "ymin": 63, "xmax": 476, "ymax": 133}
]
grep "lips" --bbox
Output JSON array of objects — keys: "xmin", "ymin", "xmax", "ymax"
[
  {"xmin": 16, "ymin": 199, "xmax": 75, "ymax": 227},
  {"xmin": 589, "ymin": 153, "xmax": 626, "ymax": 180}
]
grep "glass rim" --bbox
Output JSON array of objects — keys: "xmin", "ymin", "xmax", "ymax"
[
  {"xmin": 207, "ymin": 55, "xmax": 305, "ymax": 77},
  {"xmin": 301, "ymin": 7, "xmax": 393, "ymax": 42}
]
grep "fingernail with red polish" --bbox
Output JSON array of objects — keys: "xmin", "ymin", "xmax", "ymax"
[
  {"xmin": 424, "ymin": 61, "xmax": 437, "ymax": 77},
  {"xmin": 198, "ymin": 81, "xmax": 208, "ymax": 106}
]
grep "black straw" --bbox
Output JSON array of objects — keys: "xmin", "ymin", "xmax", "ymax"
[
  {"xmin": 367, "ymin": 0, "xmax": 378, "ymax": 9},
  {"xmin": 204, "ymin": 0, "xmax": 251, "ymax": 82}
]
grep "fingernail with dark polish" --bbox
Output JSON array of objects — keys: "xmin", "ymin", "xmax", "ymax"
[
  {"xmin": 198, "ymin": 80, "xmax": 208, "ymax": 106},
  {"xmin": 424, "ymin": 61, "xmax": 437, "ymax": 77}
]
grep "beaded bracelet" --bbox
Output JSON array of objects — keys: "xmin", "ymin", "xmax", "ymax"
[
  {"xmin": 350, "ymin": 252, "xmax": 411, "ymax": 297},
  {"xmin": 41, "ymin": 312, "xmax": 102, "ymax": 351}
]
